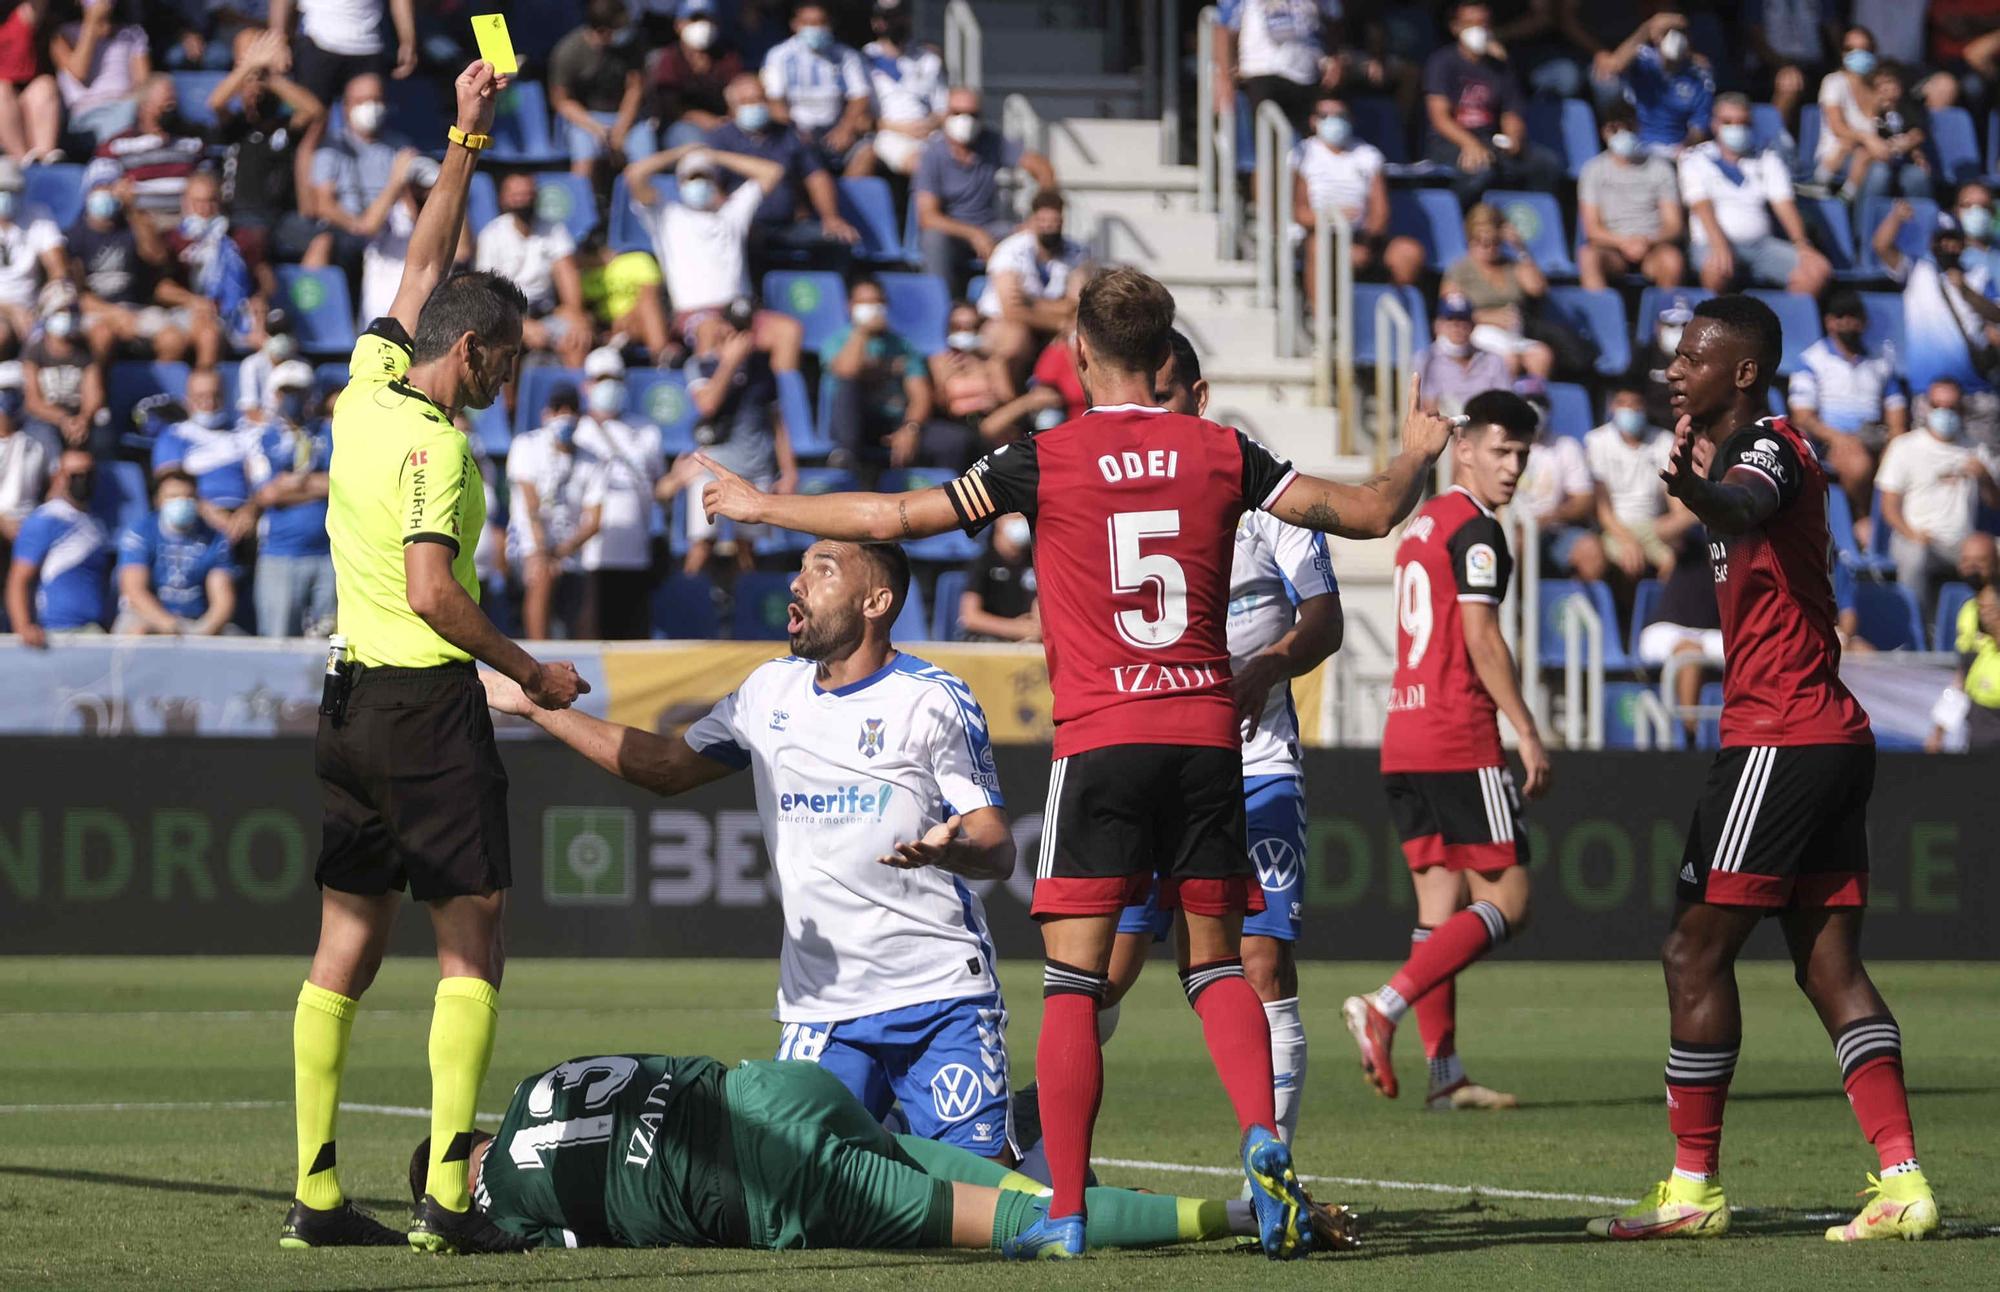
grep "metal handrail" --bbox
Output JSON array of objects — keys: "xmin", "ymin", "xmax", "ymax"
[
  {"xmin": 1158, "ymin": 0, "xmax": 1181, "ymax": 163},
  {"xmin": 1371, "ymin": 292, "xmax": 1413, "ymax": 469},
  {"xmin": 943, "ymin": 0, "xmax": 981, "ymax": 90},
  {"xmin": 1630, "ymin": 689, "xmax": 1676, "ymax": 749},
  {"xmin": 1562, "ymin": 594, "xmax": 1606, "ymax": 749},
  {"xmin": 1195, "ymin": 6, "xmax": 1217, "ymax": 213},
  {"xmin": 1311, "ymin": 204, "xmax": 1353, "ymax": 419},
  {"xmin": 1252, "ymin": 102, "xmax": 1296, "ymax": 349},
  {"xmin": 1001, "ymin": 93, "xmax": 1046, "ymax": 160},
  {"xmin": 1194, "ymin": 7, "xmax": 1237, "ymax": 256}
]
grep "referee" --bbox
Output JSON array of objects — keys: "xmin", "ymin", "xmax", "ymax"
[{"xmin": 280, "ymin": 59, "xmax": 588, "ymax": 1256}]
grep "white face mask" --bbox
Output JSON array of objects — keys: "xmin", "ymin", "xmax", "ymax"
[
  {"xmin": 1459, "ymin": 25, "xmax": 1490, "ymax": 56},
  {"xmin": 943, "ymin": 113, "xmax": 979, "ymax": 145},
  {"xmin": 851, "ymin": 301, "xmax": 887, "ymax": 328},
  {"xmin": 1608, "ymin": 130, "xmax": 1640, "ymax": 159},
  {"xmin": 680, "ymin": 177, "xmax": 718, "ymax": 210},
  {"xmin": 1659, "ymin": 29, "xmax": 1688, "ymax": 62},
  {"xmin": 682, "ymin": 20, "xmax": 715, "ymax": 51},
  {"xmin": 947, "ymin": 329, "xmax": 981, "ymax": 352},
  {"xmin": 1436, "ymin": 337, "xmax": 1471, "ymax": 358},
  {"xmin": 1659, "ymin": 325, "xmax": 1684, "ymax": 354},
  {"xmin": 1717, "ymin": 122, "xmax": 1754, "ymax": 154},
  {"xmin": 999, "ymin": 517, "xmax": 1032, "ymax": 546},
  {"xmin": 348, "ymin": 99, "xmax": 385, "ymax": 137},
  {"xmin": 1317, "ymin": 115, "xmax": 1353, "ymax": 148},
  {"xmin": 587, "ymin": 381, "xmax": 627, "ymax": 417}
]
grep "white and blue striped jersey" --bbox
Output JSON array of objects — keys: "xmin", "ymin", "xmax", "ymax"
[
  {"xmin": 759, "ymin": 34, "xmax": 871, "ymax": 134},
  {"xmin": 685, "ymin": 653, "xmax": 1005, "ymax": 1024},
  {"xmin": 1229, "ymin": 510, "xmax": 1339, "ymax": 778}
]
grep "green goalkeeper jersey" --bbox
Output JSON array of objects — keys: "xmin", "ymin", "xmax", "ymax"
[{"xmin": 479, "ymin": 1054, "xmax": 746, "ymax": 1248}]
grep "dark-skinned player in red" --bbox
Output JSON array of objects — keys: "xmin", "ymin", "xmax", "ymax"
[
  {"xmin": 1587, "ymin": 296, "xmax": 1939, "ymax": 1243},
  {"xmin": 698, "ymin": 266, "xmax": 1457, "ymax": 1259}
]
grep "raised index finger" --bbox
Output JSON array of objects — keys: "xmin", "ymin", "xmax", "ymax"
[{"xmin": 692, "ymin": 452, "xmax": 745, "ymax": 484}]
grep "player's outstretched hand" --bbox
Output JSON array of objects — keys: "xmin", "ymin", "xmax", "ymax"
[
  {"xmin": 696, "ymin": 453, "xmax": 768, "ymax": 525},
  {"xmin": 1660, "ymin": 415, "xmax": 1698, "ymax": 497},
  {"xmin": 1401, "ymin": 371, "xmax": 1458, "ymax": 460},
  {"xmin": 1518, "ymin": 731, "xmax": 1552, "ymax": 799},
  {"xmin": 878, "ymin": 815, "xmax": 963, "ymax": 869},
  {"xmin": 525, "ymin": 660, "xmax": 591, "ymax": 711},
  {"xmin": 454, "ymin": 60, "xmax": 507, "ymax": 135},
  {"xmin": 480, "ymin": 669, "xmax": 533, "ymax": 717}
]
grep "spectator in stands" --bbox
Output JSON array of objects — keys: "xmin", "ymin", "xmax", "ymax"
[
  {"xmin": 861, "ymin": 0, "xmax": 944, "ymax": 178},
  {"xmin": 1577, "ymin": 101, "xmax": 1687, "ymax": 292},
  {"xmin": 245, "ymin": 360, "xmax": 333, "ymax": 637},
  {"xmin": 153, "ymin": 367, "xmax": 257, "ymax": 546},
  {"xmin": 977, "ymin": 190, "xmax": 1088, "ymax": 399},
  {"xmin": 1291, "ymin": 95, "xmax": 1421, "ymax": 297},
  {"xmin": 1596, "ymin": 12, "xmax": 1714, "ymax": 156},
  {"xmin": 68, "ymin": 177, "xmax": 218, "ymax": 367},
  {"xmin": 705, "ymin": 73, "xmax": 861, "ymax": 263},
  {"xmin": 1746, "ymin": 0, "xmax": 1831, "ymax": 122},
  {"xmin": 1813, "ymin": 26, "xmax": 1891, "ymax": 192},
  {"xmin": 507, "ymin": 383, "xmax": 606, "ymax": 641},
  {"xmin": 53, "ymin": 1, "xmax": 150, "ymax": 148},
  {"xmin": 476, "ymin": 172, "xmax": 592, "ymax": 369},
  {"xmin": 550, "ymin": 0, "xmax": 656, "ymax": 184},
  {"xmin": 1840, "ymin": 63, "xmax": 1932, "ymax": 204},
  {"xmin": 0, "ymin": 360, "xmax": 48, "ymax": 561},
  {"xmin": 302, "ymin": 73, "xmax": 410, "ymax": 272},
  {"xmin": 21, "ymin": 296, "xmax": 104, "ymax": 452},
  {"xmin": 1788, "ymin": 289, "xmax": 1908, "ymax": 512},
  {"xmin": 981, "ymin": 300, "xmax": 1088, "ymax": 444},
  {"xmin": 1512, "ymin": 382, "xmax": 1602, "ymax": 577},
  {"xmin": 112, "ymin": 466, "xmax": 238, "ymax": 635},
  {"xmin": 207, "ymin": 29, "xmax": 324, "ymax": 264},
  {"xmin": 1878, "ymin": 376, "xmax": 2000, "ymax": 617},
  {"xmin": 0, "ymin": 1, "xmax": 60, "ymax": 165},
  {"xmin": 1681, "ymin": 93, "xmax": 1834, "ymax": 295},
  {"xmin": 1876, "ymin": 203, "xmax": 2000, "ymax": 449},
  {"xmin": 0, "ymin": 158, "xmax": 61, "ymax": 352},
  {"xmin": 158, "ymin": 0, "xmax": 247, "ymax": 72},
  {"xmin": 4, "ymin": 445, "xmax": 111, "ymax": 645},
  {"xmin": 1422, "ymin": 1, "xmax": 1565, "ymax": 206},
  {"xmin": 761, "ymin": 2, "xmax": 874, "ymax": 177},
  {"xmin": 1957, "ymin": 180, "xmax": 2000, "ymax": 281},
  {"xmin": 1926, "ymin": 0, "xmax": 2000, "ymax": 112},
  {"xmin": 1637, "ymin": 522, "xmax": 1724, "ymax": 741},
  {"xmin": 929, "ymin": 298, "xmax": 1003, "ymax": 437},
  {"xmin": 97, "ymin": 73, "xmax": 206, "ymax": 217},
  {"xmin": 1587, "ymin": 383, "xmax": 1693, "ymax": 588},
  {"xmin": 236, "ymin": 315, "xmax": 301, "ymax": 423},
  {"xmin": 572, "ymin": 230, "xmax": 675, "ymax": 364},
  {"xmin": 1213, "ymin": 0, "xmax": 1343, "ymax": 134},
  {"xmin": 1442, "ymin": 203, "xmax": 1559, "ymax": 380},
  {"xmin": 822, "ymin": 274, "xmax": 964, "ymax": 473},
  {"xmin": 274, "ymin": 0, "xmax": 417, "ymax": 110},
  {"xmin": 164, "ymin": 169, "xmax": 264, "ymax": 360},
  {"xmin": 572, "ymin": 346, "xmax": 670, "ymax": 641},
  {"xmin": 650, "ymin": 0, "xmax": 744, "ymax": 149},
  {"xmin": 684, "ymin": 304, "xmax": 797, "ymax": 575},
  {"xmin": 913, "ymin": 84, "xmax": 1055, "ymax": 294},
  {"xmin": 957, "ymin": 512, "xmax": 1039, "ymax": 642},
  {"xmin": 1629, "ymin": 293, "xmax": 1692, "ymax": 431},
  {"xmin": 1926, "ymin": 531, "xmax": 2000, "ymax": 751},
  {"xmin": 1414, "ymin": 293, "xmax": 1510, "ymax": 418}
]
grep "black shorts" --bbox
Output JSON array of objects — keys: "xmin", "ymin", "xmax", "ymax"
[
  {"xmin": 315, "ymin": 661, "xmax": 511, "ymax": 901},
  {"xmin": 1031, "ymin": 744, "xmax": 1260, "ymax": 919},
  {"xmin": 291, "ymin": 36, "xmax": 388, "ymax": 113},
  {"xmin": 1679, "ymin": 743, "xmax": 1873, "ymax": 910},
  {"xmin": 1383, "ymin": 767, "xmax": 1528, "ymax": 873}
]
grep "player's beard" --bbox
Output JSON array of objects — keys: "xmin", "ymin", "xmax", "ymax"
[{"xmin": 788, "ymin": 600, "xmax": 861, "ymax": 661}]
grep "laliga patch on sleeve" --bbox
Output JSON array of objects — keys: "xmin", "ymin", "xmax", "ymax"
[
  {"xmin": 471, "ymin": 14, "xmax": 519, "ymax": 75},
  {"xmin": 1465, "ymin": 543, "xmax": 1498, "ymax": 588},
  {"xmin": 1740, "ymin": 438, "xmax": 1788, "ymax": 482}
]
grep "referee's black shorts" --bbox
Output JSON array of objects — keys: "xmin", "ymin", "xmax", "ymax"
[{"xmin": 315, "ymin": 661, "xmax": 511, "ymax": 901}]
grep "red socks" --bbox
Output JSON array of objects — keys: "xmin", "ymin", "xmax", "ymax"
[
  {"xmin": 1665, "ymin": 1039, "xmax": 1738, "ymax": 1178},
  {"xmin": 1383, "ymin": 901, "xmax": 1509, "ymax": 1018},
  {"xmin": 1836, "ymin": 1016, "xmax": 1917, "ymax": 1170},
  {"xmin": 1038, "ymin": 963, "xmax": 1108, "ymax": 1220},
  {"xmin": 1181, "ymin": 960, "xmax": 1276, "ymax": 1135},
  {"xmin": 1408, "ymin": 925, "xmax": 1458, "ymax": 1060}
]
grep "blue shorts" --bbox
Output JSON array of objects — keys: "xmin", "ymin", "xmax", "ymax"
[
  {"xmin": 1116, "ymin": 774, "xmax": 1306, "ymax": 943},
  {"xmin": 775, "ymin": 993, "xmax": 1015, "ymax": 1157}
]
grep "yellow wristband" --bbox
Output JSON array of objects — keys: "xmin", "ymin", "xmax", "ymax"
[{"xmin": 447, "ymin": 125, "xmax": 491, "ymax": 151}]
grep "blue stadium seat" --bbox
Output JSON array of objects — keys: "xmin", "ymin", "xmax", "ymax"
[
  {"xmin": 625, "ymin": 370, "xmax": 699, "ymax": 455},
  {"xmin": 652, "ymin": 572, "xmax": 720, "ymax": 639},
  {"xmin": 1857, "ymin": 290, "xmax": 1906, "ymax": 365},
  {"xmin": 1538, "ymin": 579, "xmax": 1637, "ymax": 669},
  {"xmin": 1826, "ymin": 484, "xmax": 1893, "ymax": 576},
  {"xmin": 608, "ymin": 174, "xmax": 661, "ymax": 254},
  {"xmin": 171, "ymin": 71, "xmax": 227, "ymax": 128},
  {"xmin": 107, "ymin": 361, "xmax": 189, "ymax": 441},
  {"xmin": 97, "ymin": 460, "xmax": 151, "ymax": 535},
  {"xmin": 930, "ymin": 568, "xmax": 969, "ymax": 641},
  {"xmin": 1487, "ymin": 190, "xmax": 1576, "ymax": 278},
  {"xmin": 1544, "ymin": 287, "xmax": 1630, "ymax": 377},
  {"xmin": 878, "ymin": 271, "xmax": 951, "ymax": 355},
  {"xmin": 1797, "ymin": 196, "xmax": 1860, "ymax": 277},
  {"xmin": 1388, "ymin": 188, "xmax": 1468, "ymax": 271},
  {"xmin": 762, "ymin": 270, "xmax": 849, "ymax": 351},
  {"xmin": 1633, "ymin": 286, "xmax": 1714, "ymax": 346},
  {"xmin": 533, "ymin": 173, "xmax": 600, "ymax": 241},
  {"xmin": 733, "ymin": 570, "xmax": 800, "ymax": 640},
  {"xmin": 1353, "ymin": 284, "xmax": 1427, "ymax": 368},
  {"xmin": 385, "ymin": 78, "xmax": 451, "ymax": 150},
  {"xmin": 880, "ymin": 468, "xmax": 983, "ymax": 562},
  {"xmin": 21, "ymin": 163, "xmax": 83, "ymax": 227},
  {"xmin": 1928, "ymin": 107, "xmax": 1982, "ymax": 184},
  {"xmin": 514, "ymin": 365, "xmax": 584, "ymax": 440},
  {"xmin": 1696, "ymin": 681, "xmax": 1724, "ymax": 749},
  {"xmin": 1745, "ymin": 290, "xmax": 1822, "ymax": 375},
  {"xmin": 214, "ymin": 360, "xmax": 241, "ymax": 414},
  {"xmin": 753, "ymin": 467, "xmax": 860, "ymax": 557},
  {"xmin": 837, "ymin": 176, "xmax": 908, "ymax": 264},
  {"xmin": 1865, "ymin": 488, "xmax": 1896, "ymax": 569},
  {"xmin": 314, "ymin": 362, "xmax": 350, "ymax": 396},
  {"xmin": 1858, "ymin": 196, "xmax": 1938, "ymax": 276},
  {"xmin": 965, "ymin": 274, "xmax": 988, "ymax": 305},
  {"xmin": 1630, "ymin": 577, "xmax": 1662, "ymax": 646},
  {"xmin": 1348, "ymin": 95, "xmax": 1408, "ymax": 164},
  {"xmin": 1796, "ymin": 105, "xmax": 1820, "ymax": 175},
  {"xmin": 488, "ymin": 80, "xmax": 564, "ymax": 164},
  {"xmin": 1992, "ymin": 109, "xmax": 2000, "ymax": 177},
  {"xmin": 1233, "ymin": 92, "xmax": 1255, "ymax": 175},
  {"xmin": 1852, "ymin": 580, "xmax": 1924, "ymax": 650},
  {"xmin": 891, "ymin": 578, "xmax": 928, "ymax": 641},
  {"xmin": 277, "ymin": 267, "xmax": 356, "ymax": 356},
  {"xmin": 1526, "ymin": 97, "xmax": 1598, "ymax": 179},
  {"xmin": 1605, "ymin": 681, "xmax": 1664, "ymax": 749},
  {"xmin": 1545, "ymin": 381, "xmax": 1594, "ymax": 441},
  {"xmin": 1934, "ymin": 581, "xmax": 1973, "ymax": 651},
  {"xmin": 464, "ymin": 401, "xmax": 510, "ymax": 457},
  {"xmin": 1749, "ymin": 102, "xmax": 1788, "ymax": 154},
  {"xmin": 776, "ymin": 367, "xmax": 828, "ymax": 459}
]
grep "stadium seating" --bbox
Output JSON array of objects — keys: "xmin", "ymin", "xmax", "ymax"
[
  {"xmin": 836, "ymin": 177, "xmax": 907, "ymax": 264},
  {"xmin": 1928, "ymin": 108, "xmax": 1983, "ymax": 185},
  {"xmin": 1537, "ymin": 578, "xmax": 1633, "ymax": 669},
  {"xmin": 1857, "ymin": 290, "xmax": 1907, "ymax": 362},
  {"xmin": 488, "ymin": 80, "xmax": 564, "ymax": 165},
  {"xmin": 1348, "ymin": 95, "xmax": 1408, "ymax": 165},
  {"xmin": 891, "ymin": 579, "xmax": 928, "ymax": 641},
  {"xmin": 732, "ymin": 571, "xmax": 798, "ymax": 639},
  {"xmin": 1544, "ymin": 381, "xmax": 1594, "ymax": 441},
  {"xmin": 965, "ymin": 274, "xmax": 988, "ymax": 305},
  {"xmin": 1486, "ymin": 191, "xmax": 1576, "ymax": 278},
  {"xmin": 515, "ymin": 365, "xmax": 584, "ymax": 439},
  {"xmin": 277, "ymin": 267, "xmax": 357, "ymax": 356},
  {"xmin": 1858, "ymin": 197, "xmax": 1938, "ymax": 276},
  {"xmin": 753, "ymin": 467, "xmax": 859, "ymax": 557},
  {"xmin": 470, "ymin": 173, "xmax": 600, "ymax": 242},
  {"xmin": 22, "ymin": 162, "xmax": 83, "ymax": 227},
  {"xmin": 466, "ymin": 400, "xmax": 512, "ymax": 457},
  {"xmin": 878, "ymin": 272, "xmax": 952, "ymax": 355},
  {"xmin": 172, "ymin": 71, "xmax": 227, "ymax": 128},
  {"xmin": 1352, "ymin": 284, "xmax": 1428, "ymax": 368},
  {"xmin": 930, "ymin": 569, "xmax": 969, "ymax": 641},
  {"xmin": 1388, "ymin": 188, "xmax": 1468, "ymax": 272},
  {"xmin": 878, "ymin": 468, "xmax": 983, "ymax": 562},
  {"xmin": 1745, "ymin": 290, "xmax": 1822, "ymax": 375},
  {"xmin": 106, "ymin": 361, "xmax": 189, "ymax": 442},
  {"xmin": 1633, "ymin": 286, "xmax": 1713, "ymax": 346},
  {"xmin": 776, "ymin": 367, "xmax": 830, "ymax": 459},
  {"xmin": 652, "ymin": 572, "xmax": 721, "ymax": 639},
  {"xmin": 1526, "ymin": 97, "xmax": 1599, "ymax": 179},
  {"xmin": 97, "ymin": 459, "xmax": 152, "ymax": 534},
  {"xmin": 1696, "ymin": 681, "xmax": 1724, "ymax": 748},
  {"xmin": 1796, "ymin": 105, "xmax": 1821, "ymax": 174},
  {"xmin": 1544, "ymin": 287, "xmax": 1631, "ymax": 378},
  {"xmin": 608, "ymin": 174, "xmax": 662, "ymax": 254},
  {"xmin": 1630, "ymin": 578, "xmax": 1661, "ymax": 648},
  {"xmin": 1749, "ymin": 102, "xmax": 1788, "ymax": 154},
  {"xmin": 1604, "ymin": 680, "xmax": 1680, "ymax": 749},
  {"xmin": 1934, "ymin": 582, "xmax": 1973, "ymax": 652},
  {"xmin": 1827, "ymin": 485, "xmax": 1894, "ymax": 577},
  {"xmin": 1797, "ymin": 196, "xmax": 1861, "ymax": 277},
  {"xmin": 763, "ymin": 271, "xmax": 850, "ymax": 350},
  {"xmin": 625, "ymin": 369, "xmax": 700, "ymax": 455},
  {"xmin": 1853, "ymin": 581, "xmax": 1925, "ymax": 651}
]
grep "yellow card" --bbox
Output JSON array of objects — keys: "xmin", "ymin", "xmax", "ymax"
[{"xmin": 471, "ymin": 14, "xmax": 519, "ymax": 76}]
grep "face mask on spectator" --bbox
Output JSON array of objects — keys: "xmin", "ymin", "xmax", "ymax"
[
  {"xmin": 47, "ymin": 311, "xmax": 76, "ymax": 339},
  {"xmin": 799, "ymin": 25, "xmax": 832, "ymax": 52},
  {"xmin": 588, "ymin": 381, "xmax": 628, "ymax": 417},
  {"xmin": 1929, "ymin": 407, "xmax": 1963, "ymax": 439},
  {"xmin": 943, "ymin": 113, "xmax": 979, "ymax": 145},
  {"xmin": 1843, "ymin": 49, "xmax": 1877, "ymax": 76},
  {"xmin": 1000, "ymin": 517, "xmax": 1032, "ymax": 546},
  {"xmin": 734, "ymin": 102, "xmax": 771, "ymax": 132},
  {"xmin": 160, "ymin": 496, "xmax": 199, "ymax": 533},
  {"xmin": 86, "ymin": 190, "xmax": 119, "ymax": 222},
  {"xmin": 851, "ymin": 301, "xmax": 886, "ymax": 328},
  {"xmin": 1459, "ymin": 25, "xmax": 1489, "ymax": 56},
  {"xmin": 1717, "ymin": 123, "xmax": 1753, "ymax": 154},
  {"xmin": 1316, "ymin": 115, "xmax": 1352, "ymax": 147},
  {"xmin": 1608, "ymin": 130, "xmax": 1640, "ymax": 159},
  {"xmin": 193, "ymin": 408, "xmax": 229, "ymax": 430},
  {"xmin": 1613, "ymin": 407, "xmax": 1648, "ymax": 437},
  {"xmin": 680, "ymin": 177, "xmax": 718, "ymax": 210},
  {"xmin": 348, "ymin": 100, "xmax": 386, "ymax": 138},
  {"xmin": 179, "ymin": 214, "xmax": 227, "ymax": 241},
  {"xmin": 1033, "ymin": 406, "xmax": 1065, "ymax": 431},
  {"xmin": 0, "ymin": 191, "xmax": 16, "ymax": 221},
  {"xmin": 267, "ymin": 332, "xmax": 299, "ymax": 362},
  {"xmin": 1659, "ymin": 29, "xmax": 1688, "ymax": 62},
  {"xmin": 552, "ymin": 414, "xmax": 577, "ymax": 446},
  {"xmin": 1436, "ymin": 337, "xmax": 1471, "ymax": 358},
  {"xmin": 947, "ymin": 329, "xmax": 981, "ymax": 352},
  {"xmin": 277, "ymin": 390, "xmax": 310, "ymax": 424},
  {"xmin": 1960, "ymin": 206, "xmax": 1995, "ymax": 242},
  {"xmin": 682, "ymin": 19, "xmax": 715, "ymax": 50},
  {"xmin": 1659, "ymin": 324, "xmax": 1683, "ymax": 354}
]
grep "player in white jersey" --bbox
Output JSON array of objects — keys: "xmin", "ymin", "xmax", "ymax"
[{"xmin": 481, "ymin": 539, "xmax": 1021, "ymax": 1159}]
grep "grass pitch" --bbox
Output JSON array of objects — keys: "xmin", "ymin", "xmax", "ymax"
[{"xmin": 0, "ymin": 957, "xmax": 1994, "ymax": 1291}]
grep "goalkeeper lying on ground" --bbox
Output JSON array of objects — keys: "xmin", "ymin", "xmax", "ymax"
[{"xmin": 408, "ymin": 1052, "xmax": 1356, "ymax": 1258}]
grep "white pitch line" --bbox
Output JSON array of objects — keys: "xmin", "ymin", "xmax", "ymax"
[
  {"xmin": 0, "ymin": 1099, "xmax": 506, "ymax": 1119},
  {"xmin": 1088, "ymin": 1155, "xmax": 1632, "ymax": 1206}
]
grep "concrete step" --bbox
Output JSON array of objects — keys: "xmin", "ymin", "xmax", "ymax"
[
  {"xmin": 986, "ymin": 76, "xmax": 1149, "ymax": 123},
  {"xmin": 1090, "ymin": 208, "xmax": 1232, "ymax": 269},
  {"xmin": 1063, "ymin": 186, "xmax": 1202, "ymax": 229},
  {"xmin": 983, "ymin": 28, "xmax": 1107, "ymax": 77},
  {"xmin": 1045, "ymin": 119, "xmax": 1171, "ymax": 180}
]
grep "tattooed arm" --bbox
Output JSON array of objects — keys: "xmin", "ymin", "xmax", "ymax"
[
  {"xmin": 1266, "ymin": 372, "xmax": 1456, "ymax": 539},
  {"xmin": 697, "ymin": 456, "xmax": 962, "ymax": 540}
]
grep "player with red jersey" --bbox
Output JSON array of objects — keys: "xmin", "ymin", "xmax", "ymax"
[
  {"xmin": 698, "ymin": 266, "xmax": 1457, "ymax": 1260},
  {"xmin": 1588, "ymin": 297, "xmax": 1938, "ymax": 1242},
  {"xmin": 1341, "ymin": 390, "xmax": 1551, "ymax": 1112}
]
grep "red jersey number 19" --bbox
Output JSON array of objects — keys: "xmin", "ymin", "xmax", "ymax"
[
  {"xmin": 1395, "ymin": 561, "xmax": 1434, "ymax": 669},
  {"xmin": 1109, "ymin": 510, "xmax": 1189, "ymax": 649}
]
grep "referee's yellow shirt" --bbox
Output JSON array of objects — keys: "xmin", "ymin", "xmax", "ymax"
[
  {"xmin": 327, "ymin": 317, "xmax": 486, "ymax": 668},
  {"xmin": 1957, "ymin": 597, "xmax": 2000, "ymax": 711}
]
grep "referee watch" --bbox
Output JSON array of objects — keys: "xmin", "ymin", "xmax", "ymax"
[{"xmin": 447, "ymin": 125, "xmax": 491, "ymax": 152}]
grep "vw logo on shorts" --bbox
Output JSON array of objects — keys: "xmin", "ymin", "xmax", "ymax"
[
  {"xmin": 1251, "ymin": 836, "xmax": 1299, "ymax": 891},
  {"xmin": 929, "ymin": 1063, "xmax": 982, "ymax": 1122}
]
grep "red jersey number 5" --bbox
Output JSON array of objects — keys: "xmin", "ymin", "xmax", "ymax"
[{"xmin": 1109, "ymin": 510, "xmax": 1188, "ymax": 649}]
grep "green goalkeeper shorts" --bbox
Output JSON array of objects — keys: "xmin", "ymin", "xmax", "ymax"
[{"xmin": 724, "ymin": 1060, "xmax": 956, "ymax": 1250}]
